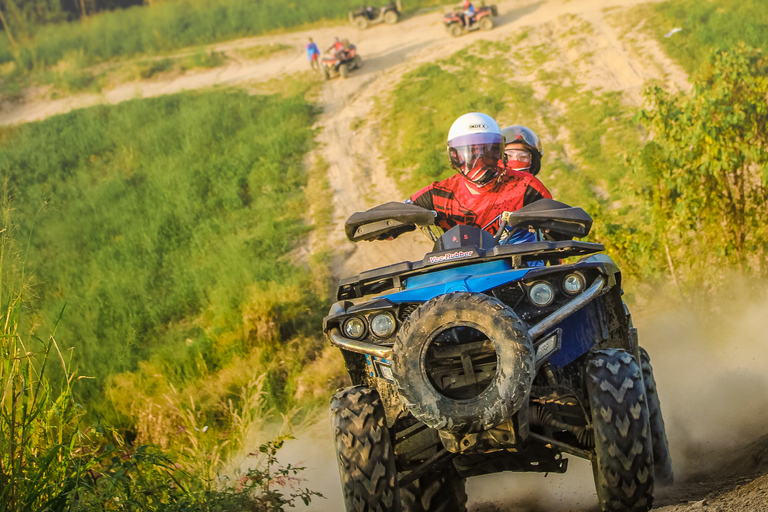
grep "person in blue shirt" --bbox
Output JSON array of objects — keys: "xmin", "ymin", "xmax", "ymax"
[
  {"xmin": 462, "ymin": 0, "xmax": 475, "ymax": 28},
  {"xmin": 306, "ymin": 38, "xmax": 320, "ymax": 70}
]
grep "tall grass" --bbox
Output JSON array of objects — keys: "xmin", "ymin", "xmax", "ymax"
[
  {"xmin": 0, "ymin": 87, "xmax": 330, "ymax": 426},
  {"xmin": 0, "ymin": 137, "xmax": 322, "ymax": 512}
]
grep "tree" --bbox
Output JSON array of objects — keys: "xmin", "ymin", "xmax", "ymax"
[{"xmin": 635, "ymin": 44, "xmax": 768, "ymax": 285}]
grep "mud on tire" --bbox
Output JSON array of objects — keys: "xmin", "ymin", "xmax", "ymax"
[
  {"xmin": 639, "ymin": 347, "xmax": 674, "ymax": 486},
  {"xmin": 393, "ymin": 292, "xmax": 534, "ymax": 433},
  {"xmin": 331, "ymin": 386, "xmax": 399, "ymax": 512},
  {"xmin": 587, "ymin": 349, "xmax": 654, "ymax": 512},
  {"xmin": 400, "ymin": 466, "xmax": 468, "ymax": 512}
]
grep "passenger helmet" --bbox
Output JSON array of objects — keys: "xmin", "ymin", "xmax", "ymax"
[
  {"xmin": 500, "ymin": 125, "xmax": 543, "ymax": 176},
  {"xmin": 447, "ymin": 112, "xmax": 504, "ymax": 187}
]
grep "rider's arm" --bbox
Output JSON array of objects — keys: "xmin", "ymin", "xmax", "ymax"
[{"xmin": 522, "ymin": 175, "xmax": 552, "ymax": 205}]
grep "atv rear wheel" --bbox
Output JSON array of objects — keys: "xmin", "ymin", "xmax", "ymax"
[
  {"xmin": 479, "ymin": 17, "xmax": 494, "ymax": 31},
  {"xmin": 331, "ymin": 386, "xmax": 399, "ymax": 512},
  {"xmin": 448, "ymin": 23, "xmax": 463, "ymax": 37},
  {"xmin": 384, "ymin": 10, "xmax": 399, "ymax": 24},
  {"xmin": 340, "ymin": 63, "xmax": 350, "ymax": 78},
  {"xmin": 393, "ymin": 292, "xmax": 534, "ymax": 433},
  {"xmin": 400, "ymin": 466, "xmax": 467, "ymax": 512},
  {"xmin": 355, "ymin": 16, "xmax": 368, "ymax": 29},
  {"xmin": 639, "ymin": 347, "xmax": 674, "ymax": 486},
  {"xmin": 587, "ymin": 349, "xmax": 654, "ymax": 512}
]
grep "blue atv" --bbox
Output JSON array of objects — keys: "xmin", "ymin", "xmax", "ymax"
[{"xmin": 325, "ymin": 199, "xmax": 673, "ymax": 512}]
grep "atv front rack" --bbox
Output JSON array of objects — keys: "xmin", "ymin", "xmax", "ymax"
[
  {"xmin": 337, "ymin": 240, "xmax": 604, "ymax": 300},
  {"xmin": 329, "ymin": 275, "xmax": 607, "ymax": 361}
]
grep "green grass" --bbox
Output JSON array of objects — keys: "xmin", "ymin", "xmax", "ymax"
[
  {"xmin": 632, "ymin": 0, "xmax": 768, "ymax": 73},
  {"xmin": 0, "ymin": 86, "xmax": 328, "ymax": 424}
]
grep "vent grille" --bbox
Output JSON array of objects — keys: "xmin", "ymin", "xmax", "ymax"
[{"xmin": 493, "ymin": 284, "xmax": 525, "ymax": 309}]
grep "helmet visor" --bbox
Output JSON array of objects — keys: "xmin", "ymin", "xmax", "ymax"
[{"xmin": 448, "ymin": 133, "xmax": 503, "ymax": 183}]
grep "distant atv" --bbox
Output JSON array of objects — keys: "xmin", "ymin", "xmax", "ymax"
[
  {"xmin": 325, "ymin": 199, "xmax": 674, "ymax": 512},
  {"xmin": 349, "ymin": 1, "xmax": 402, "ymax": 29},
  {"xmin": 444, "ymin": 4, "xmax": 497, "ymax": 36},
  {"xmin": 321, "ymin": 43, "xmax": 362, "ymax": 80}
]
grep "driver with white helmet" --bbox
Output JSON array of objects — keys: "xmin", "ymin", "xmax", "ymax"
[{"xmin": 408, "ymin": 112, "xmax": 551, "ymax": 235}]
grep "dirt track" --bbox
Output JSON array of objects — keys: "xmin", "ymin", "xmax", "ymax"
[{"xmin": 5, "ymin": 0, "xmax": 768, "ymax": 509}]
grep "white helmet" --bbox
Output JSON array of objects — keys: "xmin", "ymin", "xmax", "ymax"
[{"xmin": 447, "ymin": 112, "xmax": 504, "ymax": 187}]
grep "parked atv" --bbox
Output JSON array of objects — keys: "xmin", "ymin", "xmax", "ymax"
[
  {"xmin": 324, "ymin": 199, "xmax": 673, "ymax": 512},
  {"xmin": 444, "ymin": 4, "xmax": 497, "ymax": 37},
  {"xmin": 349, "ymin": 1, "xmax": 402, "ymax": 29},
  {"xmin": 320, "ymin": 43, "xmax": 362, "ymax": 80}
]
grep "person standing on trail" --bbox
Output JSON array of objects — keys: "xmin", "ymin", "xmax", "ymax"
[
  {"xmin": 462, "ymin": 0, "xmax": 476, "ymax": 28},
  {"xmin": 407, "ymin": 112, "xmax": 551, "ymax": 237},
  {"xmin": 500, "ymin": 125, "xmax": 543, "ymax": 176},
  {"xmin": 306, "ymin": 38, "xmax": 321, "ymax": 70}
]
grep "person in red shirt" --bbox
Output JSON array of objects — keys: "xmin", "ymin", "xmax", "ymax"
[{"xmin": 408, "ymin": 112, "xmax": 551, "ymax": 237}]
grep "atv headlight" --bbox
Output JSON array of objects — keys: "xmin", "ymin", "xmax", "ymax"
[
  {"xmin": 529, "ymin": 281, "xmax": 555, "ymax": 307},
  {"xmin": 370, "ymin": 312, "xmax": 396, "ymax": 338},
  {"xmin": 343, "ymin": 317, "xmax": 366, "ymax": 339},
  {"xmin": 562, "ymin": 273, "xmax": 585, "ymax": 295}
]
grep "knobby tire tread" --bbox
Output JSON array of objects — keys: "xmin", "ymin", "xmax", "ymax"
[
  {"xmin": 587, "ymin": 349, "xmax": 654, "ymax": 512},
  {"xmin": 331, "ymin": 386, "xmax": 399, "ymax": 512},
  {"xmin": 639, "ymin": 347, "xmax": 674, "ymax": 486},
  {"xmin": 400, "ymin": 467, "xmax": 468, "ymax": 512}
]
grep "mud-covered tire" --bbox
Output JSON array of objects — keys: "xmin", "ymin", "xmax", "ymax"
[
  {"xmin": 340, "ymin": 63, "xmax": 350, "ymax": 78},
  {"xmin": 384, "ymin": 10, "xmax": 399, "ymax": 24},
  {"xmin": 393, "ymin": 292, "xmax": 534, "ymax": 433},
  {"xmin": 355, "ymin": 16, "xmax": 368, "ymax": 29},
  {"xmin": 448, "ymin": 23, "xmax": 463, "ymax": 37},
  {"xmin": 479, "ymin": 16, "xmax": 494, "ymax": 31},
  {"xmin": 587, "ymin": 349, "xmax": 654, "ymax": 512},
  {"xmin": 639, "ymin": 347, "xmax": 674, "ymax": 486},
  {"xmin": 331, "ymin": 386, "xmax": 399, "ymax": 512},
  {"xmin": 322, "ymin": 66, "xmax": 331, "ymax": 80},
  {"xmin": 353, "ymin": 55, "xmax": 363, "ymax": 70},
  {"xmin": 400, "ymin": 466, "xmax": 468, "ymax": 512}
]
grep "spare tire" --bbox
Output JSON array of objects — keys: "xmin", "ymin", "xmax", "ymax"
[{"xmin": 393, "ymin": 292, "xmax": 533, "ymax": 433}]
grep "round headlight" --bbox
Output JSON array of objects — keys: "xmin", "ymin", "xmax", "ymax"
[
  {"xmin": 370, "ymin": 313, "xmax": 396, "ymax": 338},
  {"xmin": 529, "ymin": 282, "xmax": 555, "ymax": 307},
  {"xmin": 563, "ymin": 273, "xmax": 585, "ymax": 294},
  {"xmin": 343, "ymin": 317, "xmax": 366, "ymax": 339}
]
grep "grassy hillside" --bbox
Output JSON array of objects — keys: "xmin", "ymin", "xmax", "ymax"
[
  {"xmin": 0, "ymin": 87, "xmax": 331, "ymax": 424},
  {"xmin": 635, "ymin": 0, "xmax": 768, "ymax": 73}
]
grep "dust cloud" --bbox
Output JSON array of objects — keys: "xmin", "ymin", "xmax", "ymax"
[
  {"xmin": 277, "ymin": 289, "xmax": 768, "ymax": 511},
  {"xmin": 635, "ymin": 290, "xmax": 768, "ymax": 479}
]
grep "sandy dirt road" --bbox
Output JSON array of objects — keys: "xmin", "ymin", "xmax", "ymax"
[{"xmin": 5, "ymin": 0, "xmax": 767, "ymax": 509}]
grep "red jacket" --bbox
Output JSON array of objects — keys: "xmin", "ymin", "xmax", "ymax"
[{"xmin": 410, "ymin": 169, "xmax": 551, "ymax": 235}]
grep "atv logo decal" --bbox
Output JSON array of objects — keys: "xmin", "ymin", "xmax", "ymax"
[
  {"xmin": 428, "ymin": 250, "xmax": 475, "ymax": 264},
  {"xmin": 467, "ymin": 123, "xmax": 487, "ymax": 130}
]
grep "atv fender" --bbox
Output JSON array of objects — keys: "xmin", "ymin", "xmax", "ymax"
[{"xmin": 578, "ymin": 253, "xmax": 620, "ymax": 289}]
